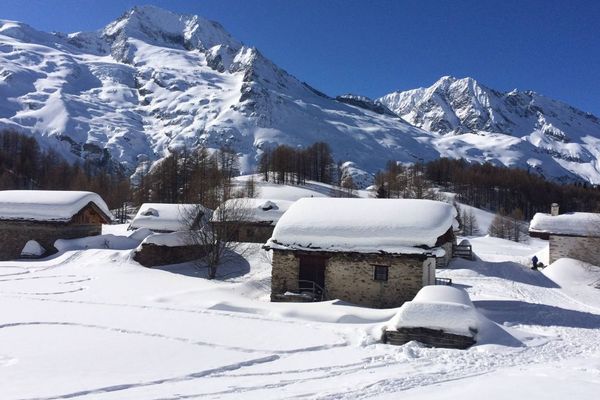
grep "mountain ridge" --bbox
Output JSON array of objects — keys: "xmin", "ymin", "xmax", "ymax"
[{"xmin": 1, "ymin": 6, "xmax": 600, "ymax": 185}]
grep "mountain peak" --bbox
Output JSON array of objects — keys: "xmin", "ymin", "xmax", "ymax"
[{"xmin": 102, "ymin": 5, "xmax": 241, "ymax": 52}]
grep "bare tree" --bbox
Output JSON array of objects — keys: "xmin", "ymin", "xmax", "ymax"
[{"xmin": 184, "ymin": 198, "xmax": 251, "ymax": 279}]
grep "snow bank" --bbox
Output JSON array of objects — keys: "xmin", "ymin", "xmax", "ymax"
[
  {"xmin": 387, "ymin": 286, "xmax": 521, "ymax": 346},
  {"xmin": 267, "ymin": 198, "xmax": 455, "ymax": 254},
  {"xmin": 0, "ymin": 190, "xmax": 112, "ymax": 222},
  {"xmin": 529, "ymin": 212, "xmax": 600, "ymax": 236},
  {"xmin": 129, "ymin": 203, "xmax": 211, "ymax": 232},
  {"xmin": 212, "ymin": 198, "xmax": 294, "ymax": 225},
  {"xmin": 543, "ymin": 258, "xmax": 600, "ymax": 288},
  {"xmin": 54, "ymin": 234, "xmax": 141, "ymax": 252},
  {"xmin": 20, "ymin": 240, "xmax": 45, "ymax": 257}
]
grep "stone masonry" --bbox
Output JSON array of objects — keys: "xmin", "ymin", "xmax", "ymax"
[
  {"xmin": 270, "ymin": 249, "xmax": 427, "ymax": 308},
  {"xmin": 549, "ymin": 235, "xmax": 600, "ymax": 265},
  {"xmin": 0, "ymin": 222, "xmax": 101, "ymax": 260}
]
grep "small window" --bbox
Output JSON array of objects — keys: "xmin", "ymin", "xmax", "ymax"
[{"xmin": 373, "ymin": 265, "xmax": 389, "ymax": 281}]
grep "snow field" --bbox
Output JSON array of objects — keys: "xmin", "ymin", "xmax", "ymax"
[{"xmin": 0, "ymin": 209, "xmax": 598, "ymax": 398}]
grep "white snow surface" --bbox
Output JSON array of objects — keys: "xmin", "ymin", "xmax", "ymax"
[
  {"xmin": 543, "ymin": 258, "xmax": 600, "ymax": 289},
  {"xmin": 529, "ymin": 212, "xmax": 600, "ymax": 236},
  {"xmin": 267, "ymin": 198, "xmax": 455, "ymax": 254},
  {"xmin": 0, "ymin": 201, "xmax": 599, "ymax": 399},
  {"xmin": 140, "ymin": 231, "xmax": 193, "ymax": 247},
  {"xmin": 129, "ymin": 203, "xmax": 211, "ymax": 232},
  {"xmin": 0, "ymin": 190, "xmax": 112, "ymax": 221},
  {"xmin": 212, "ymin": 198, "xmax": 294, "ymax": 225},
  {"xmin": 20, "ymin": 240, "xmax": 45, "ymax": 257}
]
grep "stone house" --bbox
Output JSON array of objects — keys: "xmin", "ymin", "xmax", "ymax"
[
  {"xmin": 264, "ymin": 198, "xmax": 456, "ymax": 308},
  {"xmin": 0, "ymin": 190, "xmax": 113, "ymax": 260},
  {"xmin": 129, "ymin": 203, "xmax": 212, "ymax": 267},
  {"xmin": 129, "ymin": 203, "xmax": 211, "ymax": 233},
  {"xmin": 211, "ymin": 198, "xmax": 294, "ymax": 243},
  {"xmin": 529, "ymin": 203, "xmax": 600, "ymax": 265}
]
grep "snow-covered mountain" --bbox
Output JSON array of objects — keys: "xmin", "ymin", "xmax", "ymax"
[
  {"xmin": 379, "ymin": 76, "xmax": 600, "ymax": 183},
  {"xmin": 0, "ymin": 6, "xmax": 436, "ymax": 179},
  {"xmin": 1, "ymin": 6, "xmax": 600, "ymax": 185}
]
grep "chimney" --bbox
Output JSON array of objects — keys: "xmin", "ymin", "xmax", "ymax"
[{"xmin": 551, "ymin": 203, "xmax": 559, "ymax": 216}]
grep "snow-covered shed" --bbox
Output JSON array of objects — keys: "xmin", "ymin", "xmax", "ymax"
[
  {"xmin": 129, "ymin": 203, "xmax": 211, "ymax": 233},
  {"xmin": 0, "ymin": 190, "xmax": 113, "ymax": 260},
  {"xmin": 211, "ymin": 198, "xmax": 294, "ymax": 243},
  {"xmin": 264, "ymin": 198, "xmax": 456, "ymax": 308},
  {"xmin": 529, "ymin": 204, "xmax": 600, "ymax": 265}
]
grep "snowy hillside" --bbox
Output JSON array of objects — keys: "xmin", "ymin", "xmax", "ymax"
[
  {"xmin": 2, "ymin": 6, "xmax": 600, "ymax": 184},
  {"xmin": 379, "ymin": 76, "xmax": 600, "ymax": 183},
  {"xmin": 0, "ymin": 5, "xmax": 437, "ymax": 179}
]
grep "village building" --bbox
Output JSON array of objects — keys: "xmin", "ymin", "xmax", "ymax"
[
  {"xmin": 129, "ymin": 203, "xmax": 212, "ymax": 267},
  {"xmin": 264, "ymin": 198, "xmax": 456, "ymax": 308},
  {"xmin": 0, "ymin": 190, "xmax": 113, "ymax": 260},
  {"xmin": 211, "ymin": 198, "xmax": 294, "ymax": 243},
  {"xmin": 129, "ymin": 203, "xmax": 211, "ymax": 233},
  {"xmin": 529, "ymin": 203, "xmax": 600, "ymax": 265}
]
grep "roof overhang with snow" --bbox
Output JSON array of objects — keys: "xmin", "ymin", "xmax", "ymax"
[
  {"xmin": 0, "ymin": 190, "xmax": 113, "ymax": 223},
  {"xmin": 265, "ymin": 198, "xmax": 455, "ymax": 255},
  {"xmin": 529, "ymin": 212, "xmax": 600, "ymax": 238}
]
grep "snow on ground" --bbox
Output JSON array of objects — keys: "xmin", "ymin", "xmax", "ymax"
[{"xmin": 1, "ymin": 211, "xmax": 600, "ymax": 398}]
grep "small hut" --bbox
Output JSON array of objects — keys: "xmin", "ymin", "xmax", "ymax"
[
  {"xmin": 0, "ymin": 190, "xmax": 113, "ymax": 260},
  {"xmin": 130, "ymin": 203, "xmax": 212, "ymax": 267},
  {"xmin": 264, "ymin": 198, "xmax": 456, "ymax": 308}
]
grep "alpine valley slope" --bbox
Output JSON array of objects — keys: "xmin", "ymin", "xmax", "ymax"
[{"xmin": 0, "ymin": 5, "xmax": 599, "ymax": 185}]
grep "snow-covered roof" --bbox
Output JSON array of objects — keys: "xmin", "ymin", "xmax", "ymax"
[
  {"xmin": 0, "ymin": 190, "xmax": 113, "ymax": 222},
  {"xmin": 529, "ymin": 212, "xmax": 600, "ymax": 237},
  {"xmin": 266, "ymin": 198, "xmax": 455, "ymax": 254},
  {"xmin": 211, "ymin": 198, "xmax": 294, "ymax": 226},
  {"xmin": 129, "ymin": 203, "xmax": 211, "ymax": 232},
  {"xmin": 387, "ymin": 286, "xmax": 478, "ymax": 337}
]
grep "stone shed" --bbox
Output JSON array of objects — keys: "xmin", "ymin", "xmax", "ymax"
[
  {"xmin": 211, "ymin": 198, "xmax": 294, "ymax": 243},
  {"xmin": 264, "ymin": 198, "xmax": 456, "ymax": 308},
  {"xmin": 529, "ymin": 204, "xmax": 600, "ymax": 265},
  {"xmin": 0, "ymin": 190, "xmax": 113, "ymax": 260}
]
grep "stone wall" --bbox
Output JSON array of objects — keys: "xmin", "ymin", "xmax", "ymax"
[
  {"xmin": 133, "ymin": 244, "xmax": 209, "ymax": 267},
  {"xmin": 549, "ymin": 235, "xmax": 600, "ymax": 265},
  {"xmin": 0, "ymin": 222, "xmax": 101, "ymax": 261},
  {"xmin": 237, "ymin": 224, "xmax": 275, "ymax": 243},
  {"xmin": 270, "ymin": 250, "xmax": 427, "ymax": 308},
  {"xmin": 271, "ymin": 250, "xmax": 300, "ymax": 295},
  {"xmin": 213, "ymin": 222, "xmax": 275, "ymax": 243},
  {"xmin": 383, "ymin": 327, "xmax": 476, "ymax": 349}
]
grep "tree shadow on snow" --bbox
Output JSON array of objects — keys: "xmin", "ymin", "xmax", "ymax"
[
  {"xmin": 449, "ymin": 258, "xmax": 559, "ymax": 288},
  {"xmin": 475, "ymin": 300, "xmax": 600, "ymax": 329},
  {"xmin": 153, "ymin": 250, "xmax": 250, "ymax": 281}
]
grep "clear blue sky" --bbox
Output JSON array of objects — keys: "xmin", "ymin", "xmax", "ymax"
[{"xmin": 1, "ymin": 0, "xmax": 599, "ymax": 115}]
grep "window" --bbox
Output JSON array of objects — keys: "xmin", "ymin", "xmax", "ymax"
[{"xmin": 373, "ymin": 265, "xmax": 389, "ymax": 281}]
